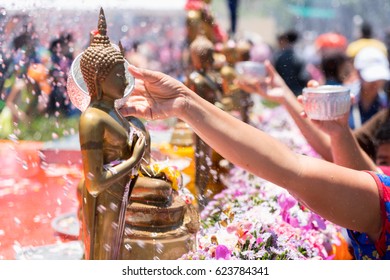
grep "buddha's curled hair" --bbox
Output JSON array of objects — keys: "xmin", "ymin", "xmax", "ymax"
[{"xmin": 80, "ymin": 7, "xmax": 125, "ymax": 96}]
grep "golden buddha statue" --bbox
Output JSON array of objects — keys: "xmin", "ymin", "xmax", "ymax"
[
  {"xmin": 185, "ymin": 0, "xmax": 216, "ymax": 46},
  {"xmin": 236, "ymin": 39, "xmax": 252, "ymax": 62},
  {"xmin": 185, "ymin": 34, "xmax": 228, "ymax": 206},
  {"xmin": 220, "ymin": 39, "xmax": 253, "ymax": 123},
  {"xmin": 77, "ymin": 8, "xmax": 199, "ymax": 260}
]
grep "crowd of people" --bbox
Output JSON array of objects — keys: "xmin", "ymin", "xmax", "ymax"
[
  {"xmin": 3, "ymin": 0, "xmax": 390, "ymax": 259},
  {"xmin": 0, "ymin": 9, "xmax": 187, "ymax": 138}
]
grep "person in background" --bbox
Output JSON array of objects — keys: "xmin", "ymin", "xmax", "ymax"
[
  {"xmin": 347, "ymin": 22, "xmax": 387, "ymax": 59},
  {"xmin": 349, "ymin": 47, "xmax": 390, "ymax": 129},
  {"xmin": 320, "ymin": 51, "xmax": 353, "ymax": 86},
  {"xmin": 273, "ymin": 29, "xmax": 311, "ymax": 96},
  {"xmin": 125, "ymin": 41, "xmax": 149, "ymax": 69},
  {"xmin": 374, "ymin": 121, "xmax": 390, "ymax": 168},
  {"xmin": 47, "ymin": 33, "xmax": 78, "ymax": 117}
]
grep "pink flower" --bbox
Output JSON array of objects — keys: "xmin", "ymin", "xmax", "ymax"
[
  {"xmin": 226, "ymin": 224, "xmax": 238, "ymax": 234},
  {"xmin": 256, "ymin": 237, "xmax": 263, "ymax": 244},
  {"xmin": 278, "ymin": 193, "xmax": 297, "ymax": 210},
  {"xmin": 215, "ymin": 245, "xmax": 231, "ymax": 260}
]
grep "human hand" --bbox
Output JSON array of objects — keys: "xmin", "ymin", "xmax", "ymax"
[
  {"xmin": 237, "ymin": 60, "xmax": 292, "ymax": 104},
  {"xmin": 120, "ymin": 65, "xmax": 189, "ymax": 120},
  {"xmin": 298, "ymin": 80, "xmax": 352, "ymax": 136}
]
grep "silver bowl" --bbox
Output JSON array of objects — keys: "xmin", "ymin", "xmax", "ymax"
[
  {"xmin": 67, "ymin": 45, "xmax": 135, "ymax": 112},
  {"xmin": 235, "ymin": 61, "xmax": 266, "ymax": 83},
  {"xmin": 302, "ymin": 85, "xmax": 351, "ymax": 120}
]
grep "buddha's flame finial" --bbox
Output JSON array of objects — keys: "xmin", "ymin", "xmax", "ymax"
[
  {"xmin": 98, "ymin": 7, "xmax": 107, "ymax": 36},
  {"xmin": 118, "ymin": 41, "xmax": 125, "ymax": 56}
]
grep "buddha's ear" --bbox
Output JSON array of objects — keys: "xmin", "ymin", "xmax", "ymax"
[{"xmin": 95, "ymin": 76, "xmax": 102, "ymax": 100}]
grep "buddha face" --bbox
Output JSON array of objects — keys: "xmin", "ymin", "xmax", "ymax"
[{"xmin": 100, "ymin": 63, "xmax": 128, "ymax": 100}]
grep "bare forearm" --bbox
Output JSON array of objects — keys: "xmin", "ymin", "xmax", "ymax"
[
  {"xmin": 282, "ymin": 93, "xmax": 333, "ymax": 161},
  {"xmin": 178, "ymin": 90, "xmax": 380, "ymax": 235},
  {"xmin": 180, "ymin": 90, "xmax": 303, "ymax": 187},
  {"xmin": 330, "ymin": 128, "xmax": 378, "ymax": 171}
]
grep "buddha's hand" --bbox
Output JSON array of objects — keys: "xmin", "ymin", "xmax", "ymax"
[
  {"xmin": 139, "ymin": 163, "xmax": 182, "ymax": 191},
  {"xmin": 130, "ymin": 136, "xmax": 146, "ymax": 163},
  {"xmin": 120, "ymin": 65, "xmax": 188, "ymax": 120}
]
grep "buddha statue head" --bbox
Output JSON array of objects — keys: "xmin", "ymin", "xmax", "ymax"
[
  {"xmin": 189, "ymin": 34, "xmax": 214, "ymax": 71},
  {"xmin": 222, "ymin": 39, "xmax": 238, "ymax": 65},
  {"xmin": 236, "ymin": 40, "xmax": 251, "ymax": 62},
  {"xmin": 80, "ymin": 8, "xmax": 126, "ymax": 100}
]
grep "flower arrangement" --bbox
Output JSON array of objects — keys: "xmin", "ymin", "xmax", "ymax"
[
  {"xmin": 180, "ymin": 106, "xmax": 345, "ymax": 260},
  {"xmin": 180, "ymin": 169, "xmax": 342, "ymax": 260}
]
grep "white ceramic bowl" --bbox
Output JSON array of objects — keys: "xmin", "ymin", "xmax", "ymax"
[
  {"xmin": 67, "ymin": 47, "xmax": 135, "ymax": 112},
  {"xmin": 302, "ymin": 85, "xmax": 351, "ymax": 120},
  {"xmin": 235, "ymin": 61, "xmax": 266, "ymax": 83}
]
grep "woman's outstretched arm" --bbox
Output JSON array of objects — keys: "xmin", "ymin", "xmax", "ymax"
[{"xmin": 121, "ymin": 66, "xmax": 381, "ymax": 240}]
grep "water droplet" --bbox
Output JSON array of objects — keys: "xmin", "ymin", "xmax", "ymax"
[
  {"xmin": 206, "ymin": 189, "xmax": 213, "ymax": 196},
  {"xmin": 40, "ymin": 161, "xmax": 48, "ymax": 170},
  {"xmin": 156, "ymin": 242, "xmax": 164, "ymax": 254},
  {"xmin": 57, "ymin": 198, "xmax": 62, "ymax": 206},
  {"xmin": 111, "ymin": 222, "xmax": 118, "ymax": 230},
  {"xmin": 52, "ymin": 133, "xmax": 58, "ymax": 139},
  {"xmin": 97, "ymin": 204, "xmax": 106, "ymax": 213},
  {"xmin": 151, "ymin": 232, "xmax": 157, "ymax": 238},
  {"xmin": 124, "ymin": 244, "xmax": 132, "ymax": 251},
  {"xmin": 103, "ymin": 244, "xmax": 111, "ymax": 252},
  {"xmin": 109, "ymin": 202, "xmax": 118, "ymax": 212},
  {"xmin": 125, "ymin": 228, "xmax": 133, "ymax": 236},
  {"xmin": 87, "ymin": 172, "xmax": 94, "ymax": 180},
  {"xmin": 8, "ymin": 134, "xmax": 19, "ymax": 143},
  {"xmin": 33, "ymin": 215, "xmax": 41, "ymax": 223},
  {"xmin": 135, "ymin": 240, "xmax": 145, "ymax": 248},
  {"xmin": 121, "ymin": 25, "xmax": 128, "ymax": 33},
  {"xmin": 14, "ymin": 217, "xmax": 21, "ymax": 225},
  {"xmin": 22, "ymin": 161, "xmax": 28, "ymax": 170}
]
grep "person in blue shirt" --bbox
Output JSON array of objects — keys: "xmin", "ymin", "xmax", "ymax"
[{"xmin": 348, "ymin": 47, "xmax": 390, "ymax": 129}]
